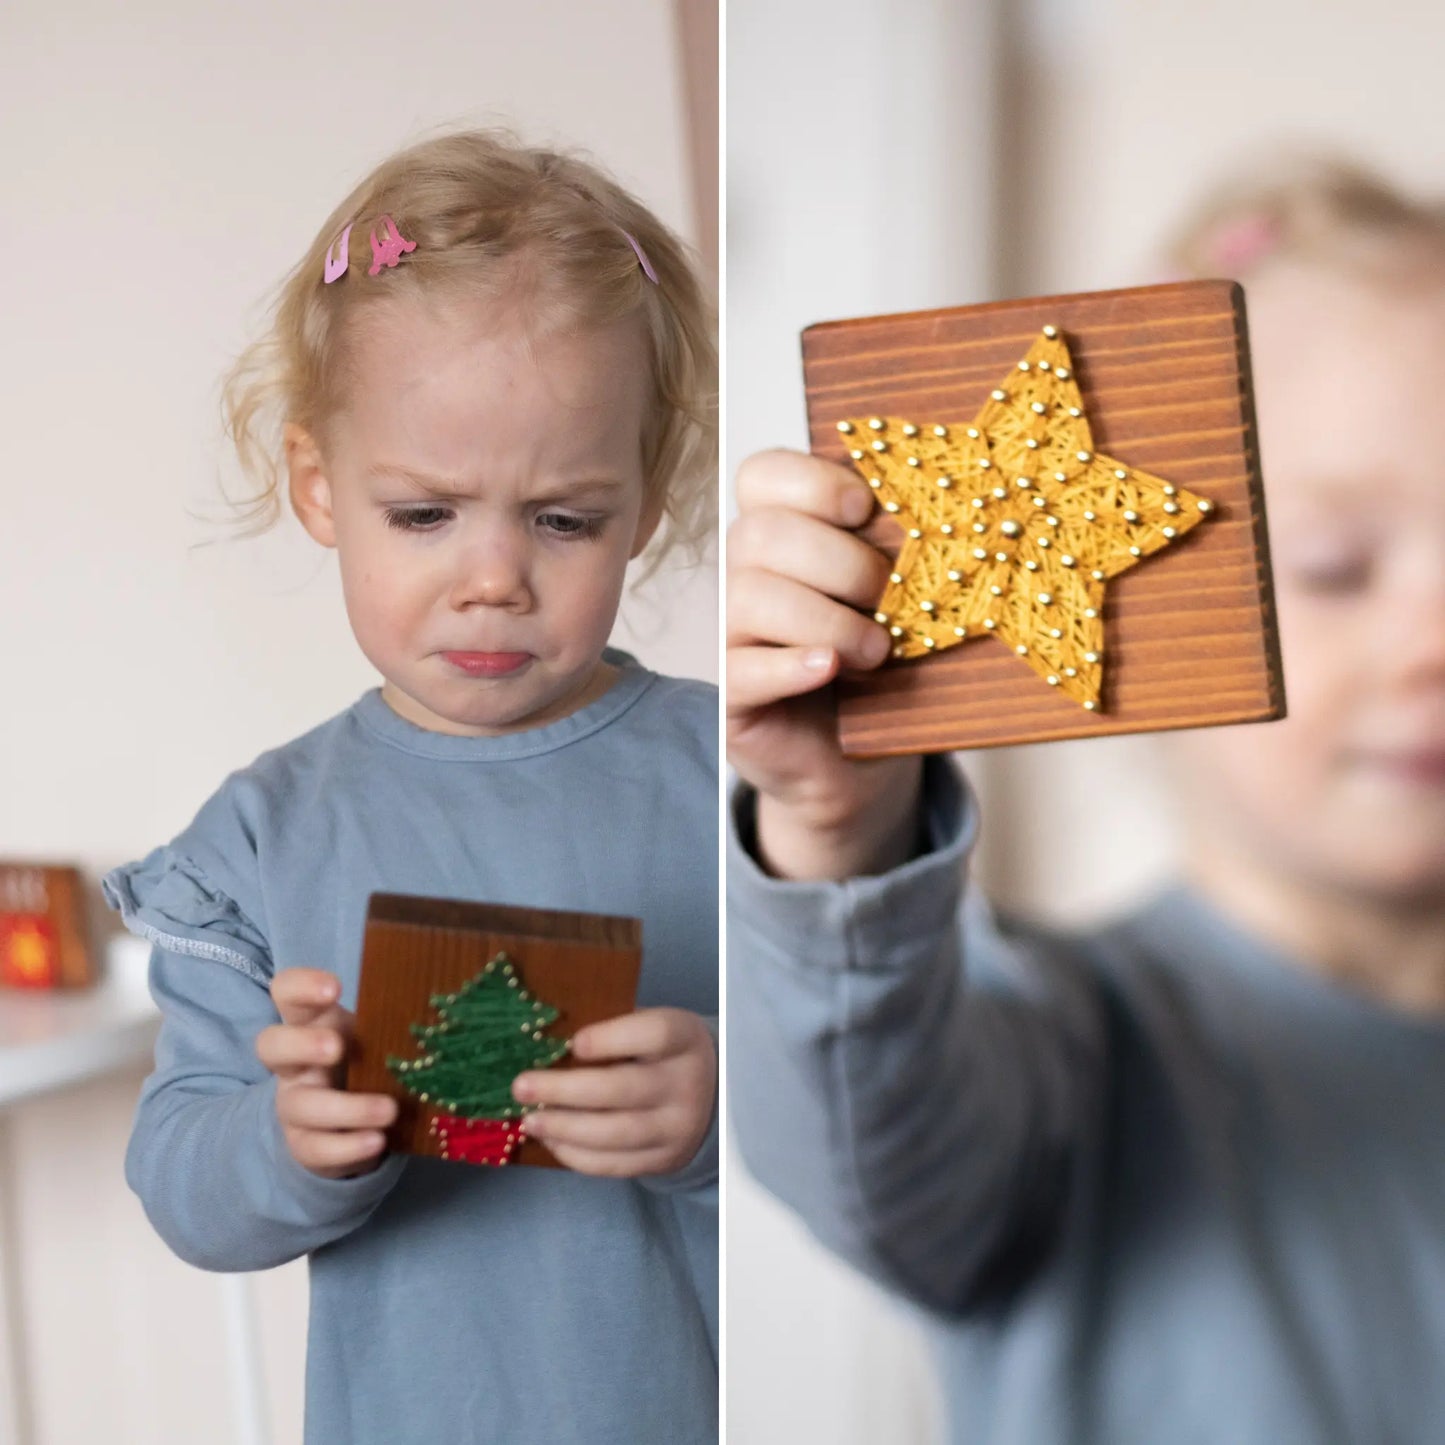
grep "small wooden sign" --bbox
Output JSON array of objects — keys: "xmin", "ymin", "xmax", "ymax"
[
  {"xmin": 349, "ymin": 894, "xmax": 642, "ymax": 1169},
  {"xmin": 0, "ymin": 863, "xmax": 97, "ymax": 989},
  {"xmin": 803, "ymin": 280, "xmax": 1286, "ymax": 756}
]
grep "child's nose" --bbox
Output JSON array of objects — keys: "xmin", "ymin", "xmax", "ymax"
[{"xmin": 448, "ymin": 534, "xmax": 533, "ymax": 612}]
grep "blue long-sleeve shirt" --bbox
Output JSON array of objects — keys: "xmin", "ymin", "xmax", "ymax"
[
  {"xmin": 106, "ymin": 653, "xmax": 717, "ymax": 1445},
  {"xmin": 728, "ymin": 755, "xmax": 1445, "ymax": 1445}
]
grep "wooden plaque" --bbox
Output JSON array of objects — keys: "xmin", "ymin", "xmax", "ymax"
[
  {"xmin": 349, "ymin": 894, "xmax": 642, "ymax": 1169},
  {"xmin": 803, "ymin": 281, "xmax": 1286, "ymax": 756},
  {"xmin": 0, "ymin": 863, "xmax": 97, "ymax": 989}
]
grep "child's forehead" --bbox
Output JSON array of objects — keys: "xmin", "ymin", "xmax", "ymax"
[
  {"xmin": 1248, "ymin": 264, "xmax": 1445, "ymax": 508},
  {"xmin": 333, "ymin": 296, "xmax": 652, "ymax": 471}
]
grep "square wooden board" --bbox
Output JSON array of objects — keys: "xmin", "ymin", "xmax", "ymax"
[
  {"xmin": 802, "ymin": 281, "xmax": 1286, "ymax": 756},
  {"xmin": 349, "ymin": 894, "xmax": 642, "ymax": 1169}
]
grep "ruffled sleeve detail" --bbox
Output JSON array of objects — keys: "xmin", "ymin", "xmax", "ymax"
[{"xmin": 102, "ymin": 848, "xmax": 272, "ymax": 984}]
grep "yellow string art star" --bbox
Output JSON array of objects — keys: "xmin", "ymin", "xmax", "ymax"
[{"xmin": 840, "ymin": 325, "xmax": 1216, "ymax": 711}]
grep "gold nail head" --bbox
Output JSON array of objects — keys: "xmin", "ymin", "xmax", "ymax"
[
  {"xmin": 990, "ymin": 583, "xmax": 1003, "ymax": 595},
  {"xmin": 892, "ymin": 645, "xmax": 905, "ymax": 657},
  {"xmin": 972, "ymin": 496, "xmax": 985, "ymax": 508},
  {"xmin": 1038, "ymin": 536, "xmax": 1051, "ymax": 548},
  {"xmin": 1084, "ymin": 607, "xmax": 1098, "ymax": 618},
  {"xmin": 940, "ymin": 523, "xmax": 954, "ymax": 535},
  {"xmin": 1129, "ymin": 545, "xmax": 1142, "ymax": 556},
  {"xmin": 973, "ymin": 547, "xmax": 988, "ymax": 559},
  {"xmin": 1042, "ymin": 324, "xmax": 1059, "ymax": 338},
  {"xmin": 1018, "ymin": 361, "xmax": 1031, "ymax": 372},
  {"xmin": 1016, "ymin": 644, "xmax": 1029, "ymax": 655},
  {"xmin": 967, "ymin": 427, "xmax": 980, "ymax": 439},
  {"xmin": 1084, "ymin": 700, "xmax": 1098, "ymax": 711},
  {"xmin": 993, "ymin": 486, "xmax": 1008, "ymax": 499},
  {"xmin": 1056, "ymin": 368, "xmax": 1071, "ymax": 380},
  {"xmin": 991, "ymin": 389, "xmax": 1008, "ymax": 401},
  {"xmin": 850, "ymin": 448, "xmax": 864, "ymax": 460},
  {"xmin": 1114, "ymin": 468, "xmax": 1128, "ymax": 480},
  {"xmin": 1050, "ymin": 628, "xmax": 1062, "ymax": 638},
  {"xmin": 1123, "ymin": 509, "xmax": 1139, "ymax": 523},
  {"xmin": 937, "ymin": 476, "xmax": 952, "ymax": 489},
  {"xmin": 1091, "ymin": 569, "xmax": 1105, "ymax": 580},
  {"xmin": 973, "ymin": 521, "xmax": 987, "ymax": 534},
  {"xmin": 954, "ymin": 625, "xmax": 967, "ymax": 637},
  {"xmin": 1068, "ymin": 407, "xmax": 1082, "ymax": 418},
  {"xmin": 889, "ymin": 571, "xmax": 903, "ymax": 584},
  {"xmin": 1065, "ymin": 666, "xmax": 1077, "ymax": 676},
  {"xmin": 1061, "ymin": 555, "xmax": 1076, "ymax": 567},
  {"xmin": 1047, "ymin": 675, "xmax": 1060, "ymax": 686},
  {"xmin": 1031, "ymin": 402, "xmax": 1047, "ymax": 415},
  {"xmin": 947, "ymin": 569, "xmax": 962, "ymax": 581},
  {"xmin": 1001, "ymin": 520, "xmax": 1021, "ymax": 537},
  {"xmin": 871, "ymin": 439, "xmax": 887, "ymax": 452},
  {"xmin": 837, "ymin": 421, "xmax": 854, "ymax": 434},
  {"xmin": 884, "ymin": 500, "xmax": 899, "ymax": 512},
  {"xmin": 922, "ymin": 637, "xmax": 936, "ymax": 649},
  {"xmin": 1083, "ymin": 510, "xmax": 1097, "ymax": 521},
  {"xmin": 1025, "ymin": 560, "xmax": 1039, "ymax": 571},
  {"xmin": 933, "ymin": 424, "xmax": 948, "ymax": 437},
  {"xmin": 1085, "ymin": 651, "xmax": 1100, "ymax": 663},
  {"xmin": 908, "ymin": 527, "xmax": 922, "ymax": 539},
  {"xmin": 1017, "ymin": 476, "xmax": 1032, "ymax": 489},
  {"xmin": 890, "ymin": 625, "xmax": 903, "ymax": 636},
  {"xmin": 995, "ymin": 552, "xmax": 1008, "ymax": 562},
  {"xmin": 1164, "ymin": 501, "xmax": 1179, "ymax": 514},
  {"xmin": 907, "ymin": 456, "xmax": 921, "ymax": 467},
  {"xmin": 984, "ymin": 618, "xmax": 996, "ymax": 629},
  {"xmin": 1025, "ymin": 438, "xmax": 1040, "ymax": 450},
  {"xmin": 869, "ymin": 477, "xmax": 881, "ymax": 489},
  {"xmin": 978, "ymin": 457, "xmax": 991, "ymax": 469},
  {"xmin": 1077, "ymin": 450, "xmax": 1092, "ymax": 463},
  {"xmin": 1039, "ymin": 360, "xmax": 1052, "ymax": 372},
  {"xmin": 1163, "ymin": 482, "xmax": 1177, "ymax": 495},
  {"xmin": 874, "ymin": 611, "xmax": 889, "ymax": 624},
  {"xmin": 1198, "ymin": 499, "xmax": 1214, "ymax": 513},
  {"xmin": 902, "ymin": 422, "xmax": 919, "ymax": 436},
  {"xmin": 1038, "ymin": 592, "xmax": 1053, "ymax": 605},
  {"xmin": 1033, "ymin": 495, "xmax": 1047, "ymax": 507},
  {"xmin": 868, "ymin": 417, "xmax": 884, "ymax": 430},
  {"xmin": 1163, "ymin": 526, "xmax": 1177, "ymax": 538}
]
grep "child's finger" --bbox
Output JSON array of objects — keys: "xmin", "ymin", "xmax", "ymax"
[
  {"xmin": 726, "ymin": 644, "xmax": 839, "ymax": 716},
  {"xmin": 278, "ymin": 1086, "xmax": 397, "ymax": 1133},
  {"xmin": 270, "ymin": 969, "xmax": 343, "ymax": 1027},
  {"xmin": 539, "ymin": 1142, "xmax": 669, "ymax": 1179},
  {"xmin": 728, "ymin": 507, "xmax": 892, "ymax": 609},
  {"xmin": 728, "ymin": 569, "xmax": 892, "ymax": 671},
  {"xmin": 570, "ymin": 1008, "xmax": 706, "ymax": 1064},
  {"xmin": 522, "ymin": 1107, "xmax": 664, "ymax": 1153},
  {"xmin": 734, "ymin": 449, "xmax": 874, "ymax": 529},
  {"xmin": 512, "ymin": 1062, "xmax": 662, "ymax": 1111},
  {"xmin": 256, "ymin": 1023, "xmax": 346, "ymax": 1077},
  {"xmin": 287, "ymin": 1127, "xmax": 389, "ymax": 1177}
]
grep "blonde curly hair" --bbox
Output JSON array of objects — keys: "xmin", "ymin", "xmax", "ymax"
[
  {"xmin": 1165, "ymin": 150, "xmax": 1445, "ymax": 284},
  {"xmin": 221, "ymin": 128, "xmax": 716, "ymax": 574}
]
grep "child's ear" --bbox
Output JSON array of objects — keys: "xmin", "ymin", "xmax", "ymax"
[
  {"xmin": 628, "ymin": 482, "xmax": 667, "ymax": 560},
  {"xmin": 284, "ymin": 423, "xmax": 337, "ymax": 548}
]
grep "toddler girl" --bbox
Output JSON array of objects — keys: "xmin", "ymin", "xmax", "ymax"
[
  {"xmin": 728, "ymin": 156, "xmax": 1445, "ymax": 1443},
  {"xmin": 106, "ymin": 130, "xmax": 718, "ymax": 1445}
]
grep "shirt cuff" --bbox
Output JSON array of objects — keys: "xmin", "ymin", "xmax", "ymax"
[
  {"xmin": 726, "ymin": 754, "xmax": 977, "ymax": 974},
  {"xmin": 639, "ymin": 1013, "xmax": 719, "ymax": 1195}
]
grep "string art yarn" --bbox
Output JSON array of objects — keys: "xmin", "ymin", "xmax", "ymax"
[
  {"xmin": 842, "ymin": 326, "xmax": 1215, "ymax": 711},
  {"xmin": 387, "ymin": 952, "xmax": 568, "ymax": 1167}
]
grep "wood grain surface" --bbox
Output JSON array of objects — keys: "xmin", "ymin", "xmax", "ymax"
[
  {"xmin": 802, "ymin": 281, "xmax": 1286, "ymax": 755},
  {"xmin": 349, "ymin": 894, "xmax": 642, "ymax": 1169}
]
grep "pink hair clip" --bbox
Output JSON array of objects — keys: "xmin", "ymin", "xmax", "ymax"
[
  {"xmin": 1207, "ymin": 214, "xmax": 1279, "ymax": 273},
  {"xmin": 368, "ymin": 214, "xmax": 417, "ymax": 276},
  {"xmin": 323, "ymin": 223, "xmax": 353, "ymax": 284},
  {"xmin": 621, "ymin": 229, "xmax": 659, "ymax": 285}
]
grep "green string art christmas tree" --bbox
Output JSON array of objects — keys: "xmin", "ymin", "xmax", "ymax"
[{"xmin": 386, "ymin": 952, "xmax": 568, "ymax": 1166}]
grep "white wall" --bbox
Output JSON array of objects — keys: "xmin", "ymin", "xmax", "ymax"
[{"xmin": 0, "ymin": 5, "xmax": 710, "ymax": 1442}]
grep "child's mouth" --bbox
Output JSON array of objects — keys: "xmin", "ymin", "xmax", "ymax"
[{"xmin": 441, "ymin": 651, "xmax": 532, "ymax": 678}]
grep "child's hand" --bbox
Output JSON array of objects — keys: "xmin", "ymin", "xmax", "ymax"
[
  {"xmin": 510, "ymin": 1009, "xmax": 716, "ymax": 1177},
  {"xmin": 728, "ymin": 449, "xmax": 924, "ymax": 877},
  {"xmin": 256, "ymin": 968, "xmax": 398, "ymax": 1180}
]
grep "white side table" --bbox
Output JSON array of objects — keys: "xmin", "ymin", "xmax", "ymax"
[{"xmin": 0, "ymin": 937, "xmax": 270, "ymax": 1445}]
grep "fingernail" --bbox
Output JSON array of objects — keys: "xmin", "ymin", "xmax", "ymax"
[
  {"xmin": 512, "ymin": 1076, "xmax": 534, "ymax": 1102},
  {"xmin": 803, "ymin": 647, "xmax": 833, "ymax": 672},
  {"xmin": 840, "ymin": 486, "xmax": 874, "ymax": 527},
  {"xmin": 861, "ymin": 625, "xmax": 892, "ymax": 666}
]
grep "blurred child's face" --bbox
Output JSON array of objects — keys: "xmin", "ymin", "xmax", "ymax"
[
  {"xmin": 1171, "ymin": 261, "xmax": 1445, "ymax": 904},
  {"xmin": 288, "ymin": 297, "xmax": 659, "ymax": 736}
]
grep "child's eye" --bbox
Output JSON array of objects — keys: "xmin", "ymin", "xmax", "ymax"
[
  {"xmin": 538, "ymin": 511, "xmax": 606, "ymax": 541},
  {"xmin": 384, "ymin": 506, "xmax": 453, "ymax": 532}
]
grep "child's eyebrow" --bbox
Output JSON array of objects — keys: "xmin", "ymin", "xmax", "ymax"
[{"xmin": 365, "ymin": 465, "xmax": 630, "ymax": 502}]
